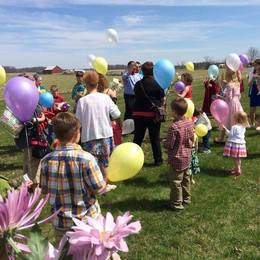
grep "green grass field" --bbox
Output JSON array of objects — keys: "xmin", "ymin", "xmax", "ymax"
[{"xmin": 0, "ymin": 71, "xmax": 259, "ymax": 259}]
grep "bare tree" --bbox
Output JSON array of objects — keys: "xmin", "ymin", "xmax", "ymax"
[{"xmin": 247, "ymin": 47, "xmax": 260, "ymax": 62}]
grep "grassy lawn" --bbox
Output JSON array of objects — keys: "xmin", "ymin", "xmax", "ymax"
[{"xmin": 0, "ymin": 71, "xmax": 259, "ymax": 259}]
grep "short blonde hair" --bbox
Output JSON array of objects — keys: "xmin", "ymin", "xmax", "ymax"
[
  {"xmin": 83, "ymin": 70, "xmax": 99, "ymax": 88},
  {"xmin": 234, "ymin": 112, "xmax": 250, "ymax": 127}
]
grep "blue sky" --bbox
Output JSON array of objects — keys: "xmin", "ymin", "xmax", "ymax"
[{"xmin": 0, "ymin": 0, "xmax": 259, "ymax": 68}]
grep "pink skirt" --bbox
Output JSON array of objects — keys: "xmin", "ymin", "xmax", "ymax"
[{"xmin": 223, "ymin": 142, "xmax": 247, "ymax": 158}]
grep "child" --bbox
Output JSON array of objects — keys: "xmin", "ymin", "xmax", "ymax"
[
  {"xmin": 178, "ymin": 73, "xmax": 193, "ymax": 99},
  {"xmin": 215, "ymin": 68, "xmax": 244, "ymax": 143},
  {"xmin": 222, "ymin": 112, "xmax": 249, "ymax": 176},
  {"xmin": 39, "ymin": 112, "xmax": 115, "ymax": 244},
  {"xmin": 193, "ymin": 108, "xmax": 212, "ymax": 153},
  {"xmin": 164, "ymin": 98, "xmax": 194, "ymax": 210},
  {"xmin": 202, "ymin": 77, "xmax": 220, "ymax": 115},
  {"xmin": 71, "ymin": 71, "xmax": 86, "ymax": 112},
  {"xmin": 189, "ymin": 133, "xmax": 200, "ymax": 184},
  {"xmin": 98, "ymin": 74, "xmax": 122, "ymax": 146}
]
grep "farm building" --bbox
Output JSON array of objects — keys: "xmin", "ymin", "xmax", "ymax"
[{"xmin": 43, "ymin": 65, "xmax": 63, "ymax": 74}]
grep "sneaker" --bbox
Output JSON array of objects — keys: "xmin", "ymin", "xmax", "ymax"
[
  {"xmin": 171, "ymin": 205, "xmax": 185, "ymax": 210},
  {"xmin": 203, "ymin": 149, "xmax": 211, "ymax": 154},
  {"xmin": 257, "ymin": 91, "xmax": 260, "ymax": 96},
  {"xmin": 256, "ymin": 126, "xmax": 260, "ymax": 131}
]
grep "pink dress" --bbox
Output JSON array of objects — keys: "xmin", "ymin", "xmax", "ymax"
[{"xmin": 224, "ymin": 82, "xmax": 244, "ymax": 129}]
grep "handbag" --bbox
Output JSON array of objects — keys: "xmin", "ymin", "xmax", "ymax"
[{"xmin": 140, "ymin": 82, "xmax": 166, "ymax": 123}]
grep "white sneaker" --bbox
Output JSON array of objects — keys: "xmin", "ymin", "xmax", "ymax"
[
  {"xmin": 256, "ymin": 126, "xmax": 260, "ymax": 131},
  {"xmin": 203, "ymin": 149, "xmax": 211, "ymax": 154}
]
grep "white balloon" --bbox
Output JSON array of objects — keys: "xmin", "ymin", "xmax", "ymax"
[
  {"xmin": 122, "ymin": 119, "xmax": 135, "ymax": 135},
  {"xmin": 226, "ymin": 53, "xmax": 241, "ymax": 72},
  {"xmin": 107, "ymin": 28, "xmax": 119, "ymax": 44},
  {"xmin": 88, "ymin": 54, "xmax": 96, "ymax": 62}
]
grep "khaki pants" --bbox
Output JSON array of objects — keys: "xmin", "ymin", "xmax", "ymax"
[
  {"xmin": 23, "ymin": 148, "xmax": 41, "ymax": 181},
  {"xmin": 169, "ymin": 167, "xmax": 191, "ymax": 208}
]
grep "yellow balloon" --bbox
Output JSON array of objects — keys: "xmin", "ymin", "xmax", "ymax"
[
  {"xmin": 184, "ymin": 98, "xmax": 195, "ymax": 119},
  {"xmin": 108, "ymin": 142, "xmax": 144, "ymax": 182},
  {"xmin": 185, "ymin": 62, "xmax": 194, "ymax": 72},
  {"xmin": 0, "ymin": 66, "xmax": 6, "ymax": 85},
  {"xmin": 93, "ymin": 57, "xmax": 108, "ymax": 75},
  {"xmin": 195, "ymin": 124, "xmax": 208, "ymax": 137}
]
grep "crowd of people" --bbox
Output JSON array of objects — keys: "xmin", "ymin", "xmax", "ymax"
[{"xmin": 7, "ymin": 58, "xmax": 260, "ymax": 244}]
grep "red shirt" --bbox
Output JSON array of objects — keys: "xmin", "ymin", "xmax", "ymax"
[
  {"xmin": 54, "ymin": 94, "xmax": 64, "ymax": 103},
  {"xmin": 184, "ymin": 85, "xmax": 192, "ymax": 99},
  {"xmin": 164, "ymin": 117, "xmax": 194, "ymax": 171}
]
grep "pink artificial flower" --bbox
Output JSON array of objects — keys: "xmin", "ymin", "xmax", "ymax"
[
  {"xmin": 0, "ymin": 184, "xmax": 60, "ymax": 257},
  {"xmin": 67, "ymin": 212, "xmax": 141, "ymax": 260}
]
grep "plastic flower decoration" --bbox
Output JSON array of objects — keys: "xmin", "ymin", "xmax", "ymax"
[
  {"xmin": 67, "ymin": 211, "xmax": 141, "ymax": 260},
  {"xmin": 0, "ymin": 184, "xmax": 60, "ymax": 258}
]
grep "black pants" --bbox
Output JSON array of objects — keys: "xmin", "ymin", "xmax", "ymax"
[
  {"xmin": 133, "ymin": 116, "xmax": 163, "ymax": 164},
  {"xmin": 124, "ymin": 94, "xmax": 135, "ymax": 120}
]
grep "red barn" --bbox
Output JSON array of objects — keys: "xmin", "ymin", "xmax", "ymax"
[{"xmin": 43, "ymin": 65, "xmax": 63, "ymax": 74}]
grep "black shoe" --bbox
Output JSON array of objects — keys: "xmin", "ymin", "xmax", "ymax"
[{"xmin": 154, "ymin": 161, "xmax": 163, "ymax": 167}]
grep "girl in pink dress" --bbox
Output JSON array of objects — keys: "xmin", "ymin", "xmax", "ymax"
[{"xmin": 215, "ymin": 68, "xmax": 244, "ymax": 143}]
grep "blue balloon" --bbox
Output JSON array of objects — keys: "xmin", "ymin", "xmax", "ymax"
[
  {"xmin": 154, "ymin": 59, "xmax": 175, "ymax": 90},
  {"xmin": 39, "ymin": 92, "xmax": 54, "ymax": 108},
  {"xmin": 208, "ymin": 65, "xmax": 219, "ymax": 79}
]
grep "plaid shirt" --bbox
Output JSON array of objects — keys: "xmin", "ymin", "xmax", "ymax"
[
  {"xmin": 164, "ymin": 117, "xmax": 194, "ymax": 171},
  {"xmin": 40, "ymin": 143, "xmax": 106, "ymax": 229}
]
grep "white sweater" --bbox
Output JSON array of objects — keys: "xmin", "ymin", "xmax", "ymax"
[
  {"xmin": 226, "ymin": 124, "xmax": 246, "ymax": 144},
  {"xmin": 76, "ymin": 92, "xmax": 121, "ymax": 143},
  {"xmin": 195, "ymin": 112, "xmax": 212, "ymax": 131}
]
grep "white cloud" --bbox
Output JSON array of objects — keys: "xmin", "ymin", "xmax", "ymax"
[{"xmin": 1, "ymin": 0, "xmax": 260, "ymax": 6}]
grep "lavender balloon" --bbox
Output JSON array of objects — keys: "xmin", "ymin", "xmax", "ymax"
[
  {"xmin": 210, "ymin": 99, "xmax": 229, "ymax": 125},
  {"xmin": 239, "ymin": 54, "xmax": 250, "ymax": 65},
  {"xmin": 174, "ymin": 81, "xmax": 185, "ymax": 93},
  {"xmin": 4, "ymin": 76, "xmax": 39, "ymax": 122}
]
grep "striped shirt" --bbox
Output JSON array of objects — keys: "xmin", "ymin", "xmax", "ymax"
[
  {"xmin": 164, "ymin": 118, "xmax": 194, "ymax": 171},
  {"xmin": 40, "ymin": 143, "xmax": 106, "ymax": 228}
]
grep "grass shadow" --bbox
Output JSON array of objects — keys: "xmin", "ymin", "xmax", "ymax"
[
  {"xmin": 123, "ymin": 176, "xmax": 167, "ymax": 188},
  {"xmin": 0, "ymin": 163, "xmax": 21, "ymax": 172},
  {"xmin": 104, "ymin": 198, "xmax": 170, "ymax": 212},
  {"xmin": 201, "ymin": 167, "xmax": 229, "ymax": 178},
  {"xmin": 247, "ymin": 152, "xmax": 260, "ymax": 160},
  {"xmin": 0, "ymin": 145, "xmax": 20, "ymax": 156}
]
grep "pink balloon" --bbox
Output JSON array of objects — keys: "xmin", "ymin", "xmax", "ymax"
[{"xmin": 210, "ymin": 99, "xmax": 229, "ymax": 125}]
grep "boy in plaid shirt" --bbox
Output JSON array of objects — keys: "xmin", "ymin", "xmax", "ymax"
[
  {"xmin": 164, "ymin": 98, "xmax": 194, "ymax": 210},
  {"xmin": 39, "ymin": 112, "xmax": 113, "ymax": 243}
]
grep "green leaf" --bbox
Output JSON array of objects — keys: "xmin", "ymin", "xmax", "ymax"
[{"xmin": 27, "ymin": 232, "xmax": 48, "ymax": 260}]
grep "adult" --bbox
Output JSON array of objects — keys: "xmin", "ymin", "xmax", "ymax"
[
  {"xmin": 71, "ymin": 70, "xmax": 86, "ymax": 113},
  {"xmin": 248, "ymin": 59, "xmax": 260, "ymax": 129},
  {"xmin": 122, "ymin": 61, "xmax": 142, "ymax": 120},
  {"xmin": 133, "ymin": 61, "xmax": 165, "ymax": 166},
  {"xmin": 76, "ymin": 71, "xmax": 121, "ymax": 179}
]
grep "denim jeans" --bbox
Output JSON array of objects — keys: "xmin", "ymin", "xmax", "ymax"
[{"xmin": 202, "ymin": 130, "xmax": 211, "ymax": 150}]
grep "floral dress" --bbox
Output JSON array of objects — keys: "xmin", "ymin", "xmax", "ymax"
[{"xmin": 189, "ymin": 134, "xmax": 200, "ymax": 175}]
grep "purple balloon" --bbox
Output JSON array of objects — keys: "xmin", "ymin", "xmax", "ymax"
[
  {"xmin": 174, "ymin": 81, "xmax": 185, "ymax": 93},
  {"xmin": 210, "ymin": 99, "xmax": 229, "ymax": 125},
  {"xmin": 239, "ymin": 54, "xmax": 250, "ymax": 65},
  {"xmin": 4, "ymin": 76, "xmax": 39, "ymax": 122}
]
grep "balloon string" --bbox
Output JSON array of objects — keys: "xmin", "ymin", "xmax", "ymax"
[{"xmin": 24, "ymin": 123, "xmax": 32, "ymax": 178}]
